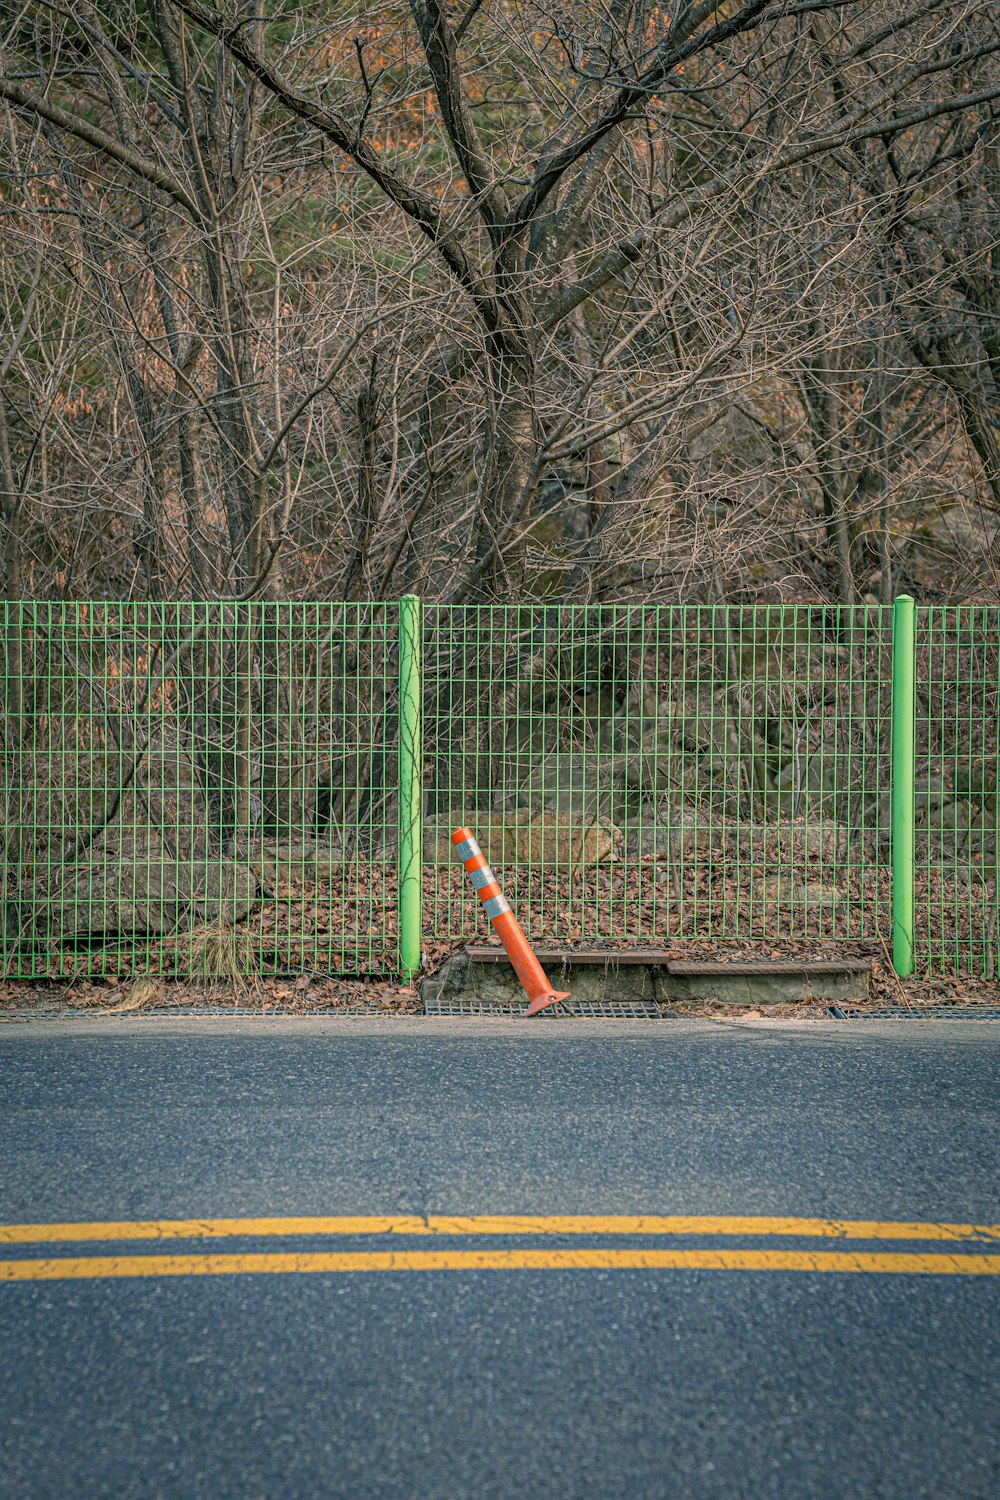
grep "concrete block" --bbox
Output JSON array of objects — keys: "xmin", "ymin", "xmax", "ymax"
[{"xmin": 422, "ymin": 949, "xmax": 871, "ymax": 1010}]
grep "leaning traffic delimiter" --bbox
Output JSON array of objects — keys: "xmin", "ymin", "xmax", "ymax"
[{"xmin": 451, "ymin": 826, "xmax": 571, "ymax": 1017}]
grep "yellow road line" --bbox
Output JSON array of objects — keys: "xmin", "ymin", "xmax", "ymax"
[
  {"xmin": 1, "ymin": 1248, "xmax": 999, "ymax": 1282},
  {"xmin": 0, "ymin": 1215, "xmax": 998, "ymax": 1245}
]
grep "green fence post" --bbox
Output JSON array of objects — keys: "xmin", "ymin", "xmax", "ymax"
[
  {"xmin": 398, "ymin": 594, "xmax": 422, "ymax": 979},
  {"xmin": 891, "ymin": 594, "xmax": 915, "ymax": 977}
]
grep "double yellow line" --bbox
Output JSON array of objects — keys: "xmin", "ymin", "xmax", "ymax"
[{"xmin": 1, "ymin": 1215, "xmax": 998, "ymax": 1282}]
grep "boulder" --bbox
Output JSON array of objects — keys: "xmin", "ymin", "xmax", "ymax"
[
  {"xmin": 919, "ymin": 800, "xmax": 997, "ymax": 869},
  {"xmin": 742, "ymin": 819, "xmax": 853, "ymax": 868},
  {"xmin": 41, "ymin": 829, "xmax": 257, "ymax": 939},
  {"xmin": 919, "ymin": 502, "xmax": 1000, "ymax": 560},
  {"xmin": 497, "ymin": 810, "xmax": 623, "ymax": 868},
  {"xmin": 629, "ymin": 808, "xmax": 857, "ymax": 879},
  {"xmin": 769, "ymin": 756, "xmax": 853, "ymax": 822},
  {"xmin": 761, "ymin": 876, "xmax": 843, "ymax": 911},
  {"xmin": 950, "ymin": 762, "xmax": 999, "ymax": 813},
  {"xmin": 423, "ymin": 810, "xmax": 623, "ymax": 870},
  {"xmin": 507, "ymin": 751, "xmax": 632, "ymax": 822},
  {"xmin": 628, "ymin": 803, "xmax": 738, "ymax": 860}
]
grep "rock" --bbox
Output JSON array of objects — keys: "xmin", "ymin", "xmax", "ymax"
[
  {"xmin": 742, "ymin": 820, "xmax": 851, "ymax": 867},
  {"xmin": 629, "ymin": 807, "xmax": 859, "ymax": 882},
  {"xmin": 508, "ymin": 751, "xmax": 630, "ymax": 822},
  {"xmin": 919, "ymin": 502, "xmax": 1000, "ymax": 559},
  {"xmin": 920, "ymin": 800, "xmax": 997, "ymax": 868},
  {"xmin": 761, "ymin": 876, "xmax": 842, "ymax": 911},
  {"xmin": 498, "ymin": 810, "xmax": 623, "ymax": 868},
  {"xmin": 42, "ymin": 830, "xmax": 257, "ymax": 939},
  {"xmin": 768, "ymin": 755, "xmax": 858, "ymax": 822},
  {"xmin": 951, "ymin": 762, "xmax": 999, "ymax": 811},
  {"xmin": 628, "ymin": 804, "xmax": 738, "ymax": 860},
  {"xmin": 422, "ymin": 810, "xmax": 623, "ymax": 871},
  {"xmin": 250, "ymin": 840, "xmax": 351, "ymax": 888}
]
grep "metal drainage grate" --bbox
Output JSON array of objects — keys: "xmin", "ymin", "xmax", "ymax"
[
  {"xmin": 52, "ymin": 1005, "xmax": 387, "ymax": 1020},
  {"xmin": 423, "ymin": 997, "xmax": 667, "ymax": 1018},
  {"xmin": 830, "ymin": 1005, "xmax": 1000, "ymax": 1020}
]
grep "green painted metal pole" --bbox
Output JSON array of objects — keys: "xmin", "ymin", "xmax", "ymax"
[
  {"xmin": 891, "ymin": 594, "xmax": 915, "ymax": 977},
  {"xmin": 398, "ymin": 594, "xmax": 422, "ymax": 979}
]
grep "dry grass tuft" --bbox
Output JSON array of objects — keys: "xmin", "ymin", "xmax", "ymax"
[
  {"xmin": 99, "ymin": 974, "xmax": 161, "ymax": 1014},
  {"xmin": 177, "ymin": 923, "xmax": 261, "ymax": 996}
]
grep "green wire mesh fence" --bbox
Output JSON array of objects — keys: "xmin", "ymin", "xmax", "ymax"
[
  {"xmin": 0, "ymin": 598, "xmax": 996, "ymax": 981},
  {"xmin": 915, "ymin": 606, "xmax": 1000, "ymax": 976},
  {"xmin": 0, "ymin": 601, "xmax": 399, "ymax": 979},
  {"xmin": 422, "ymin": 603, "xmax": 893, "ymax": 953}
]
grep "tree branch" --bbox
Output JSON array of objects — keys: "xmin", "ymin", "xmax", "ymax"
[
  {"xmin": 544, "ymin": 79, "xmax": 1000, "ymax": 328},
  {"xmin": 507, "ymin": 0, "xmax": 799, "ymax": 236},
  {"xmin": 408, "ymin": 0, "xmax": 509, "ymax": 239},
  {"xmin": 0, "ymin": 77, "xmax": 201, "ymax": 220},
  {"xmin": 171, "ymin": 0, "xmax": 493, "ymax": 315}
]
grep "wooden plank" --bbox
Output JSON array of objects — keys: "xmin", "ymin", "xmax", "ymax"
[
  {"xmin": 666, "ymin": 959, "xmax": 872, "ymax": 976},
  {"xmin": 464, "ymin": 945, "xmax": 672, "ymax": 965}
]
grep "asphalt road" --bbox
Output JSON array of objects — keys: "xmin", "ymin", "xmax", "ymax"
[{"xmin": 1, "ymin": 1016, "xmax": 998, "ymax": 1499}]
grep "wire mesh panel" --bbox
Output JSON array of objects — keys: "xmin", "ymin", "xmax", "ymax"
[
  {"xmin": 423, "ymin": 604, "xmax": 892, "ymax": 950},
  {"xmin": 915, "ymin": 607, "xmax": 1000, "ymax": 976},
  {"xmin": 0, "ymin": 601, "xmax": 399, "ymax": 978}
]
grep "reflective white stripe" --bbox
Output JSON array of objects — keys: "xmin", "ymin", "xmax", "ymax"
[
  {"xmin": 483, "ymin": 893, "xmax": 510, "ymax": 919},
  {"xmin": 469, "ymin": 865, "xmax": 496, "ymax": 892},
  {"xmin": 453, "ymin": 838, "xmax": 480, "ymax": 863}
]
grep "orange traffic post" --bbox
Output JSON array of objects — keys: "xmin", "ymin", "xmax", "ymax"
[{"xmin": 451, "ymin": 827, "xmax": 571, "ymax": 1017}]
